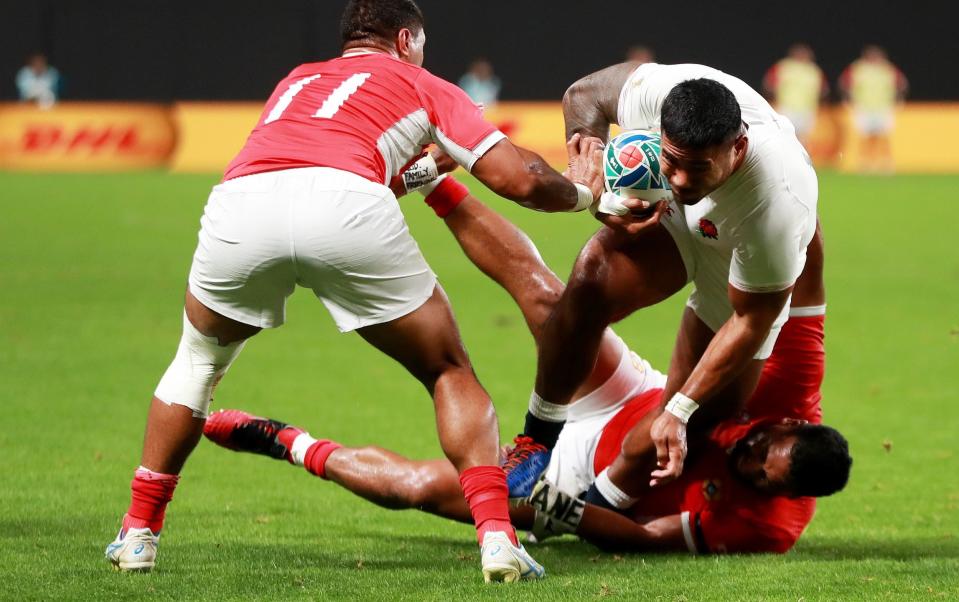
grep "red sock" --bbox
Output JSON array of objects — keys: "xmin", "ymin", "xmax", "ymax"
[
  {"xmin": 276, "ymin": 426, "xmax": 304, "ymax": 463},
  {"xmin": 303, "ymin": 440, "xmax": 342, "ymax": 479},
  {"xmin": 122, "ymin": 467, "xmax": 180, "ymax": 534},
  {"xmin": 459, "ymin": 465, "xmax": 517, "ymax": 546}
]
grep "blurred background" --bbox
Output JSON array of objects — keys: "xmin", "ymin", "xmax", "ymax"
[{"xmin": 2, "ymin": 0, "xmax": 957, "ymax": 174}]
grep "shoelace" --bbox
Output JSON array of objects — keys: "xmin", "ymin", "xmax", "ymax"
[{"xmin": 502, "ymin": 436, "xmax": 548, "ymax": 472}]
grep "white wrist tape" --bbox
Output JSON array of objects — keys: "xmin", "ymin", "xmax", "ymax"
[
  {"xmin": 571, "ymin": 183, "xmax": 594, "ymax": 212},
  {"xmin": 402, "ymin": 154, "xmax": 440, "ymax": 193},
  {"xmin": 528, "ymin": 391, "xmax": 568, "ymax": 423},
  {"xmin": 665, "ymin": 392, "xmax": 700, "ymax": 424},
  {"xmin": 590, "ymin": 191, "xmax": 631, "ymax": 216},
  {"xmin": 417, "ymin": 173, "xmax": 447, "ymax": 197},
  {"xmin": 593, "ymin": 467, "xmax": 637, "ymax": 510}
]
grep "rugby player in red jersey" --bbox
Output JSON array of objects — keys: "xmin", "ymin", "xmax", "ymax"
[
  {"xmin": 204, "ymin": 177, "xmax": 850, "ymax": 555},
  {"xmin": 105, "ymin": 0, "xmax": 605, "ymax": 580}
]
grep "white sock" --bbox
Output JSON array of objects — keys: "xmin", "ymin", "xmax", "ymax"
[
  {"xmin": 594, "ymin": 467, "xmax": 637, "ymax": 510},
  {"xmin": 528, "ymin": 392, "xmax": 568, "ymax": 423},
  {"xmin": 290, "ymin": 433, "xmax": 318, "ymax": 467}
]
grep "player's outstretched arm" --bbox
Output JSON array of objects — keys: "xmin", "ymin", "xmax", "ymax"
[
  {"xmin": 470, "ymin": 137, "xmax": 603, "ymax": 213},
  {"xmin": 528, "ymin": 477, "xmax": 689, "ymax": 552},
  {"xmin": 577, "ymin": 506, "xmax": 689, "ymax": 553},
  {"xmin": 562, "ymin": 62, "xmax": 638, "ymax": 141}
]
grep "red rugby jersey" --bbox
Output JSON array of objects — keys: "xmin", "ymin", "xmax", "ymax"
[
  {"xmin": 223, "ymin": 52, "xmax": 504, "ymax": 184},
  {"xmin": 592, "ymin": 314, "xmax": 826, "ymax": 553}
]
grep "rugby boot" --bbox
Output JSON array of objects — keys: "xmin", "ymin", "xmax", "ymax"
[
  {"xmin": 203, "ymin": 409, "xmax": 295, "ymax": 462},
  {"xmin": 105, "ymin": 527, "xmax": 158, "ymax": 572},
  {"xmin": 480, "ymin": 530, "xmax": 545, "ymax": 583},
  {"xmin": 503, "ymin": 436, "xmax": 551, "ymax": 501}
]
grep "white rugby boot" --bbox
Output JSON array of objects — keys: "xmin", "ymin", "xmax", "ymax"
[
  {"xmin": 105, "ymin": 527, "xmax": 159, "ymax": 572},
  {"xmin": 480, "ymin": 530, "xmax": 545, "ymax": 583}
]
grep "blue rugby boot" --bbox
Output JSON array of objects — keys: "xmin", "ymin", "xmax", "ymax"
[{"xmin": 503, "ymin": 436, "xmax": 551, "ymax": 501}]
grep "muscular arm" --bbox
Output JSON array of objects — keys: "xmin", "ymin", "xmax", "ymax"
[
  {"xmin": 575, "ymin": 505, "xmax": 690, "ymax": 553},
  {"xmin": 630, "ymin": 286, "xmax": 793, "ymax": 488},
  {"xmin": 665, "ymin": 286, "xmax": 793, "ymax": 407},
  {"xmin": 470, "ymin": 139, "xmax": 587, "ymax": 212},
  {"xmin": 562, "ymin": 62, "xmax": 638, "ymax": 141}
]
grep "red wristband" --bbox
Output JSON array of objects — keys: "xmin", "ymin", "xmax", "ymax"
[{"xmin": 424, "ymin": 176, "xmax": 469, "ymax": 218}]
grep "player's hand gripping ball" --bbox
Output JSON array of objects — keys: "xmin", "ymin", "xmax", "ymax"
[{"xmin": 599, "ymin": 130, "xmax": 673, "ymax": 216}]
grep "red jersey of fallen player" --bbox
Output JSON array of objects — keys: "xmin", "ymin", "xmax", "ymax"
[
  {"xmin": 224, "ymin": 51, "xmax": 504, "ymax": 185},
  {"xmin": 593, "ymin": 314, "xmax": 826, "ymax": 553}
]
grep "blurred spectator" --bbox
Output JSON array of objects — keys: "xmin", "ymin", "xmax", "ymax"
[
  {"xmin": 839, "ymin": 45, "xmax": 908, "ymax": 173},
  {"xmin": 625, "ymin": 45, "xmax": 655, "ymax": 64},
  {"xmin": 763, "ymin": 43, "xmax": 828, "ymax": 148},
  {"xmin": 458, "ymin": 58, "xmax": 501, "ymax": 107},
  {"xmin": 16, "ymin": 53, "xmax": 60, "ymax": 109}
]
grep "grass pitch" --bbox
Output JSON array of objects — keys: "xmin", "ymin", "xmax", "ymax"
[{"xmin": 1, "ymin": 170, "xmax": 957, "ymax": 600}]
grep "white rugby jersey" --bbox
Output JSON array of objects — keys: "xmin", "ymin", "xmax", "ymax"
[{"xmin": 618, "ymin": 63, "xmax": 818, "ymax": 334}]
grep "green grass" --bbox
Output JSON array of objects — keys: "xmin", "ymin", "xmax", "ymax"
[{"xmin": 1, "ymin": 170, "xmax": 957, "ymax": 600}]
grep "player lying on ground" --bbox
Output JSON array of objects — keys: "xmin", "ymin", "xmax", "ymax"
[
  {"xmin": 507, "ymin": 61, "xmax": 822, "ymax": 514},
  {"xmin": 205, "ymin": 181, "xmax": 851, "ymax": 554},
  {"xmin": 105, "ymin": 0, "xmax": 605, "ymax": 581}
]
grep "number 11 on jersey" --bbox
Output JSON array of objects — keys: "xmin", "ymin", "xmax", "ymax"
[{"xmin": 265, "ymin": 72, "xmax": 371, "ymax": 124}]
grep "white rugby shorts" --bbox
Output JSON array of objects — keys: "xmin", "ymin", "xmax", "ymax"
[
  {"xmin": 188, "ymin": 167, "xmax": 436, "ymax": 331},
  {"xmin": 542, "ymin": 335, "xmax": 667, "ymax": 495}
]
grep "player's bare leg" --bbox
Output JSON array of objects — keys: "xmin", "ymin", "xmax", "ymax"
[
  {"xmin": 106, "ymin": 291, "xmax": 259, "ymax": 572},
  {"xmin": 356, "ymin": 286, "xmax": 498, "ymax": 472},
  {"xmin": 355, "ymin": 284, "xmax": 542, "ymax": 581},
  {"xmin": 326, "ymin": 450, "xmax": 468, "ymax": 517},
  {"xmin": 535, "ymin": 226, "xmax": 687, "ymax": 403},
  {"xmin": 504, "ymin": 225, "xmax": 687, "ymax": 497},
  {"xmin": 202, "ymin": 409, "xmax": 547, "ymax": 537},
  {"xmin": 441, "ymin": 195, "xmax": 624, "ymax": 394}
]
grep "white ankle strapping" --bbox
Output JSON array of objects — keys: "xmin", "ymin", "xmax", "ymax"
[{"xmin": 290, "ymin": 433, "xmax": 318, "ymax": 467}]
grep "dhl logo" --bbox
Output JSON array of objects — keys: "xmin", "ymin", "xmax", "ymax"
[{"xmin": 21, "ymin": 125, "xmax": 148, "ymax": 154}]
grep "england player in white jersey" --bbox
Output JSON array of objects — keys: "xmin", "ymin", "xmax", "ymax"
[
  {"xmin": 505, "ymin": 62, "xmax": 819, "ymax": 515},
  {"xmin": 618, "ymin": 63, "xmax": 818, "ymax": 354}
]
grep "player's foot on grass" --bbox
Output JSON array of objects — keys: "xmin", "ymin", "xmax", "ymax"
[
  {"xmin": 503, "ymin": 436, "xmax": 551, "ymax": 500},
  {"xmin": 480, "ymin": 530, "xmax": 545, "ymax": 583},
  {"xmin": 105, "ymin": 527, "xmax": 158, "ymax": 572},
  {"xmin": 203, "ymin": 409, "xmax": 301, "ymax": 462}
]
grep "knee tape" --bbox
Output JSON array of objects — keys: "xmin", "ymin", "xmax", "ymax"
[{"xmin": 154, "ymin": 312, "xmax": 246, "ymax": 418}]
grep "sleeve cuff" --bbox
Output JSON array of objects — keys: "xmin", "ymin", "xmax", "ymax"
[{"xmin": 680, "ymin": 511, "xmax": 699, "ymax": 554}]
